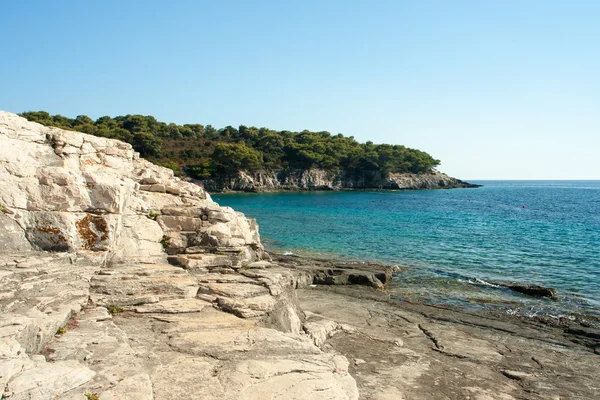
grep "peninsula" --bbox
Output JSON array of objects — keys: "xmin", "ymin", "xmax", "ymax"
[{"xmin": 1, "ymin": 111, "xmax": 596, "ymax": 400}]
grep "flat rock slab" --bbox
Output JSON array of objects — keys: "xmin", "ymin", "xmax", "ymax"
[
  {"xmin": 220, "ymin": 355, "xmax": 357, "ymax": 400},
  {"xmin": 298, "ymin": 286, "xmax": 600, "ymax": 400},
  {"xmin": 91, "ymin": 263, "xmax": 200, "ymax": 305},
  {"xmin": 98, "ymin": 373, "xmax": 153, "ymax": 400},
  {"xmin": 197, "ymin": 282, "xmax": 270, "ymax": 299},
  {"xmin": 6, "ymin": 359, "xmax": 96, "ymax": 400},
  {"xmin": 110, "ymin": 305, "xmax": 358, "ymax": 399},
  {"xmin": 197, "ymin": 273, "xmax": 258, "ymax": 284},
  {"xmin": 216, "ymin": 294, "xmax": 277, "ymax": 318},
  {"xmin": 135, "ymin": 298, "xmax": 211, "ymax": 314}
]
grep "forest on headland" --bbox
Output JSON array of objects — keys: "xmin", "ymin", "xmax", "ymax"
[{"xmin": 21, "ymin": 111, "xmax": 441, "ymax": 179}]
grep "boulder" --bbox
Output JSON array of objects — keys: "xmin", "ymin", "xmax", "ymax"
[
  {"xmin": 312, "ymin": 268, "xmax": 388, "ymax": 289},
  {"xmin": 506, "ymin": 284, "xmax": 557, "ymax": 298}
]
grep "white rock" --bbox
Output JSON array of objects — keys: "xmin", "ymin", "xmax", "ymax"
[
  {"xmin": 0, "ymin": 112, "xmax": 361, "ymax": 400},
  {"xmin": 6, "ymin": 359, "xmax": 95, "ymax": 400},
  {"xmin": 99, "ymin": 373, "xmax": 153, "ymax": 400},
  {"xmin": 135, "ymin": 298, "xmax": 210, "ymax": 314}
]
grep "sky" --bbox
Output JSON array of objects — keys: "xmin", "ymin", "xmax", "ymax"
[{"xmin": 1, "ymin": 0, "xmax": 598, "ymax": 180}]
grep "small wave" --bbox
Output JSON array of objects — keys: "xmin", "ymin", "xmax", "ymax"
[
  {"xmin": 283, "ymin": 251, "xmax": 294, "ymax": 256},
  {"xmin": 458, "ymin": 277, "xmax": 501, "ymax": 288},
  {"xmin": 503, "ymin": 307, "xmax": 600, "ymax": 328}
]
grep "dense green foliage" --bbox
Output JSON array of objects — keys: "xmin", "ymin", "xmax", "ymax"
[{"xmin": 21, "ymin": 111, "xmax": 440, "ymax": 178}]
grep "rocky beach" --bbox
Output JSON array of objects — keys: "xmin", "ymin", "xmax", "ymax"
[{"xmin": 1, "ymin": 111, "xmax": 598, "ymax": 400}]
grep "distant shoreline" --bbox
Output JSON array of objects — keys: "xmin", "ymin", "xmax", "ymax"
[
  {"xmin": 468, "ymin": 179, "xmax": 600, "ymax": 181},
  {"xmin": 199, "ymin": 170, "xmax": 481, "ymax": 193},
  {"xmin": 212, "ymin": 185, "xmax": 482, "ymax": 194}
]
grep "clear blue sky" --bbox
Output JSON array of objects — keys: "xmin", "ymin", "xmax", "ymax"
[{"xmin": 1, "ymin": 0, "xmax": 598, "ymax": 179}]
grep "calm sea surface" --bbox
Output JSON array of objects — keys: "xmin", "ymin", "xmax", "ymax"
[{"xmin": 214, "ymin": 181, "xmax": 600, "ymax": 324}]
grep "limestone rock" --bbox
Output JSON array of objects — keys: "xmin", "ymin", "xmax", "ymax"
[
  {"xmin": 304, "ymin": 315, "xmax": 343, "ymax": 348},
  {"xmin": 200, "ymin": 168, "xmax": 480, "ymax": 192},
  {"xmin": 501, "ymin": 370, "xmax": 535, "ymax": 381},
  {"xmin": 0, "ymin": 110, "xmax": 265, "ymax": 262},
  {"xmin": 506, "ymin": 283, "xmax": 557, "ymax": 298},
  {"xmin": 98, "ymin": 373, "xmax": 153, "ymax": 400},
  {"xmin": 0, "ymin": 111, "xmax": 361, "ymax": 400},
  {"xmin": 0, "ymin": 214, "xmax": 31, "ymax": 252},
  {"xmin": 134, "ymin": 298, "xmax": 210, "ymax": 314},
  {"xmin": 5, "ymin": 359, "xmax": 95, "ymax": 400}
]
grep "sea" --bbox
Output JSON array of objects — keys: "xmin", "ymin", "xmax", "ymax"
[{"xmin": 213, "ymin": 181, "xmax": 600, "ymax": 326}]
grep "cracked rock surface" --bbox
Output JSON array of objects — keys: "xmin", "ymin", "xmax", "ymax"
[
  {"xmin": 0, "ymin": 252, "xmax": 360, "ymax": 400},
  {"xmin": 299, "ymin": 286, "xmax": 600, "ymax": 400}
]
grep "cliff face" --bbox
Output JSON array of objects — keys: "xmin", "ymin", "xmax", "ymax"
[
  {"xmin": 0, "ymin": 111, "xmax": 264, "ymax": 263},
  {"xmin": 200, "ymin": 169, "xmax": 479, "ymax": 192}
]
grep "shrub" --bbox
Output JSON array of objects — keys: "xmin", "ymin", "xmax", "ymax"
[{"xmin": 107, "ymin": 305, "xmax": 125, "ymax": 314}]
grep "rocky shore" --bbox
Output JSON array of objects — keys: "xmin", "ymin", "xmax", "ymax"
[
  {"xmin": 1, "ymin": 252, "xmax": 598, "ymax": 400},
  {"xmin": 1, "ymin": 111, "xmax": 597, "ymax": 400},
  {"xmin": 298, "ymin": 284, "xmax": 600, "ymax": 400},
  {"xmin": 199, "ymin": 169, "xmax": 480, "ymax": 193}
]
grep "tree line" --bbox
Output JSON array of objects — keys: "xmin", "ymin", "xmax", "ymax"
[{"xmin": 21, "ymin": 111, "xmax": 441, "ymax": 179}]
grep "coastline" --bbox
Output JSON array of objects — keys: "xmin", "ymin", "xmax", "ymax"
[
  {"xmin": 271, "ymin": 252, "xmax": 600, "ymax": 398},
  {"xmin": 298, "ymin": 284, "xmax": 600, "ymax": 399},
  {"xmin": 214, "ymin": 185, "xmax": 600, "ymax": 331},
  {"xmin": 213, "ymin": 185, "xmax": 481, "ymax": 194},
  {"xmin": 271, "ymin": 252, "xmax": 600, "ymax": 331},
  {"xmin": 1, "ymin": 249, "xmax": 598, "ymax": 399},
  {"xmin": 2, "ymin": 112, "xmax": 597, "ymax": 399},
  {"xmin": 198, "ymin": 169, "xmax": 481, "ymax": 193}
]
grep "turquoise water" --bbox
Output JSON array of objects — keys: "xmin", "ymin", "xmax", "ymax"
[{"xmin": 213, "ymin": 181, "xmax": 600, "ymax": 325}]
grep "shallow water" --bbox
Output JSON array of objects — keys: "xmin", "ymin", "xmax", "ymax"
[{"xmin": 214, "ymin": 181, "xmax": 600, "ymax": 325}]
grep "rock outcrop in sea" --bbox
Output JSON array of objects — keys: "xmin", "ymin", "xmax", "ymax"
[{"xmin": 200, "ymin": 168, "xmax": 479, "ymax": 192}]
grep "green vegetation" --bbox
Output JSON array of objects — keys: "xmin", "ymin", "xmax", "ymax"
[
  {"xmin": 21, "ymin": 111, "xmax": 440, "ymax": 178},
  {"xmin": 106, "ymin": 305, "xmax": 125, "ymax": 314},
  {"xmin": 56, "ymin": 316, "xmax": 78, "ymax": 335},
  {"xmin": 160, "ymin": 235, "xmax": 170, "ymax": 248},
  {"xmin": 147, "ymin": 210, "xmax": 162, "ymax": 220},
  {"xmin": 84, "ymin": 393, "xmax": 99, "ymax": 400}
]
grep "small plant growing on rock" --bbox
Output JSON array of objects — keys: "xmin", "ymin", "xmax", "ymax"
[
  {"xmin": 84, "ymin": 393, "xmax": 99, "ymax": 400},
  {"xmin": 56, "ymin": 316, "xmax": 79, "ymax": 335},
  {"xmin": 0, "ymin": 204, "xmax": 6, "ymax": 213},
  {"xmin": 107, "ymin": 305, "xmax": 125, "ymax": 314},
  {"xmin": 147, "ymin": 210, "xmax": 162, "ymax": 220},
  {"xmin": 160, "ymin": 235, "xmax": 170, "ymax": 248}
]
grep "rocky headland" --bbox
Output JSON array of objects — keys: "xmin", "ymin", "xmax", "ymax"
[
  {"xmin": 199, "ymin": 169, "xmax": 479, "ymax": 193},
  {"xmin": 1, "ymin": 111, "xmax": 598, "ymax": 400}
]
